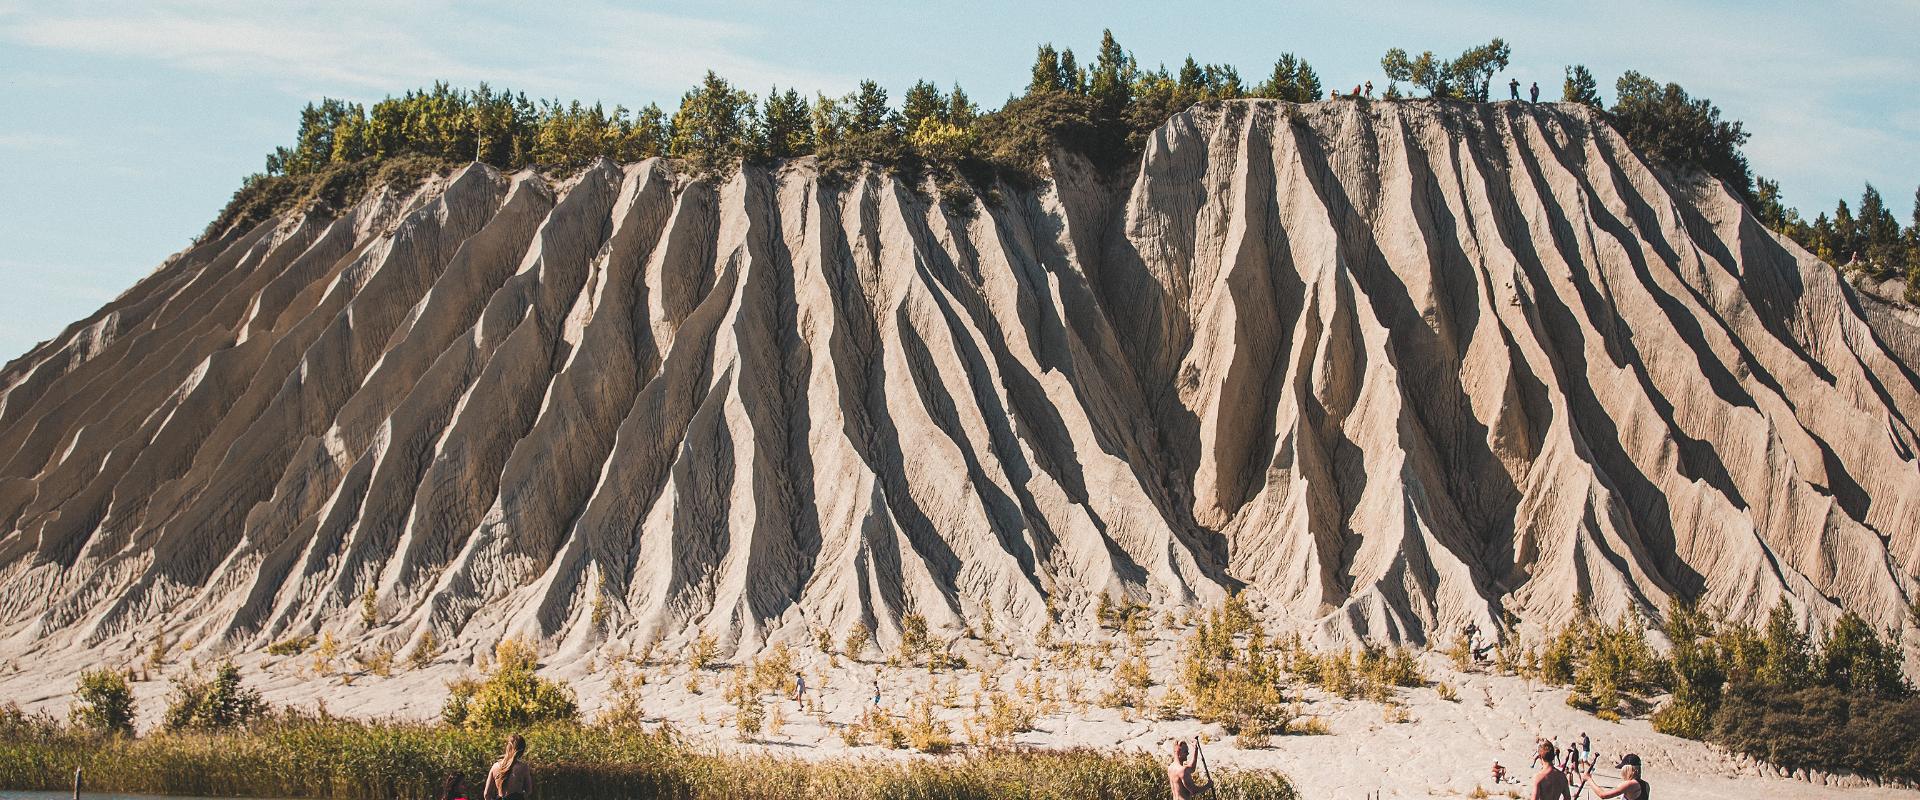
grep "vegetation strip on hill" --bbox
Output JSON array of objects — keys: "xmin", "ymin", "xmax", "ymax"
[{"xmin": 206, "ymin": 30, "xmax": 1920, "ymax": 297}]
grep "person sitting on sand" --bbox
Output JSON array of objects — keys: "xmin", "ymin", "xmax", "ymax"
[
  {"xmin": 1532, "ymin": 740, "xmax": 1570, "ymax": 800},
  {"xmin": 1492, "ymin": 761, "xmax": 1507, "ymax": 784},
  {"xmin": 481, "ymin": 734, "xmax": 533, "ymax": 800},
  {"xmin": 441, "ymin": 773, "xmax": 469, "ymax": 800},
  {"xmin": 1168, "ymin": 736, "xmax": 1211, "ymax": 799},
  {"xmin": 1592, "ymin": 763, "xmax": 1648, "ymax": 800}
]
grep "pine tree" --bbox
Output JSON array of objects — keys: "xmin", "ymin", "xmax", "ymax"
[
  {"xmin": 946, "ymin": 85, "xmax": 977, "ymax": 127},
  {"xmin": 1029, "ymin": 44, "xmax": 1063, "ymax": 94},
  {"xmin": 1087, "ymin": 29, "xmax": 1136, "ymax": 119},
  {"xmin": 668, "ymin": 72, "xmax": 757, "ymax": 175},
  {"xmin": 902, "ymin": 80, "xmax": 948, "ymax": 131},
  {"xmin": 848, "ymin": 80, "xmax": 893, "ymax": 137},
  {"xmin": 1057, "ymin": 48, "xmax": 1085, "ymax": 95},
  {"xmin": 1254, "ymin": 53, "xmax": 1321, "ymax": 102},
  {"xmin": 759, "ymin": 88, "xmax": 813, "ymax": 159},
  {"xmin": 1857, "ymin": 184, "xmax": 1905, "ymax": 274},
  {"xmin": 1561, "ymin": 65, "xmax": 1601, "ymax": 107}
]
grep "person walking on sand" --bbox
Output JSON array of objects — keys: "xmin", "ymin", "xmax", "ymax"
[
  {"xmin": 481, "ymin": 734, "xmax": 533, "ymax": 800},
  {"xmin": 1168, "ymin": 736, "xmax": 1211, "ymax": 799},
  {"xmin": 1529, "ymin": 82, "xmax": 1540, "ymax": 103},
  {"xmin": 1509, "ymin": 78, "xmax": 1520, "ymax": 100},
  {"xmin": 795, "ymin": 671, "xmax": 806, "ymax": 702},
  {"xmin": 1532, "ymin": 740, "xmax": 1570, "ymax": 800},
  {"xmin": 872, "ymin": 679, "xmax": 881, "ymax": 707}
]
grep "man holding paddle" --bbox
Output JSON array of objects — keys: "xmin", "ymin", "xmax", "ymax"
[{"xmin": 1168, "ymin": 735, "xmax": 1213, "ymax": 799}]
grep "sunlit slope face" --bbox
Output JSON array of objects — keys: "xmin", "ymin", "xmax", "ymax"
[{"xmin": 0, "ymin": 99, "xmax": 1914, "ymax": 665}]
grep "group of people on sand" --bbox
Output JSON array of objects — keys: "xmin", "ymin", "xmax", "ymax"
[
  {"xmin": 1491, "ymin": 737, "xmax": 1650, "ymax": 800},
  {"xmin": 442, "ymin": 714, "xmax": 1649, "ymax": 800}
]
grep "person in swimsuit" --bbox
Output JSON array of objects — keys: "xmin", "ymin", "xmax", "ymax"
[
  {"xmin": 1167, "ymin": 736, "xmax": 1210, "ymax": 799},
  {"xmin": 481, "ymin": 734, "xmax": 533, "ymax": 800}
]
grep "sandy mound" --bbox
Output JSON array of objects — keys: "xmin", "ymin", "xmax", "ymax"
[{"xmin": 0, "ymin": 99, "xmax": 1915, "ymax": 673}]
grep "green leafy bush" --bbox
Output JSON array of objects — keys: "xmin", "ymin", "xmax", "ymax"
[
  {"xmin": 442, "ymin": 640, "xmax": 578, "ymax": 729},
  {"xmin": 162, "ymin": 662, "xmax": 267, "ymax": 732},
  {"xmin": 70, "ymin": 668, "xmax": 136, "ymax": 736}
]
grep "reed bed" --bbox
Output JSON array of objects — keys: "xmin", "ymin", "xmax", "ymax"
[{"xmin": 0, "ymin": 715, "xmax": 1297, "ymax": 800}]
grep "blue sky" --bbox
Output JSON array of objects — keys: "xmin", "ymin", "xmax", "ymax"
[{"xmin": 2, "ymin": 0, "xmax": 1916, "ymax": 362}]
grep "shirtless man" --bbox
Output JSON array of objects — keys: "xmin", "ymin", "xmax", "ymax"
[
  {"xmin": 1167, "ymin": 736, "xmax": 1209, "ymax": 799},
  {"xmin": 1532, "ymin": 739, "xmax": 1570, "ymax": 800}
]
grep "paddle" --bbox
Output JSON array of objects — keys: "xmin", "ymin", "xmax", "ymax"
[{"xmin": 1197, "ymin": 737, "xmax": 1216, "ymax": 796}]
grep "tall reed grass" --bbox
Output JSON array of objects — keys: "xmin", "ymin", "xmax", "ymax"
[{"xmin": 0, "ymin": 712, "xmax": 1297, "ymax": 800}]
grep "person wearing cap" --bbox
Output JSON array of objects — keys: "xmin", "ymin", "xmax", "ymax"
[{"xmin": 1592, "ymin": 755, "xmax": 1647, "ymax": 800}]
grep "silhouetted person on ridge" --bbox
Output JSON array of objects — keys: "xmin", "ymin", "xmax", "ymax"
[
  {"xmin": 1510, "ymin": 78, "xmax": 1520, "ymax": 100},
  {"xmin": 1530, "ymin": 82, "xmax": 1540, "ymax": 103},
  {"xmin": 1365, "ymin": 80, "xmax": 1374, "ymax": 97}
]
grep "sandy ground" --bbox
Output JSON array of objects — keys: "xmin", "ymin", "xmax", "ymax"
[{"xmin": 4, "ymin": 624, "xmax": 1914, "ymax": 800}]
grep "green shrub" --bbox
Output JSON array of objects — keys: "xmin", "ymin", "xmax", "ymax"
[
  {"xmin": 443, "ymin": 640, "xmax": 577, "ymax": 729},
  {"xmin": 1711, "ymin": 684, "xmax": 1920, "ymax": 783},
  {"xmin": 162, "ymin": 662, "xmax": 266, "ymax": 731},
  {"xmin": 267, "ymin": 634, "xmax": 317, "ymax": 656},
  {"xmin": 70, "ymin": 668, "xmax": 136, "ymax": 736}
]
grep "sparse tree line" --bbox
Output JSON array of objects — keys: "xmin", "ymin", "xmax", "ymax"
[
  {"xmin": 221, "ymin": 31, "xmax": 1918, "ymax": 299},
  {"xmin": 1473, "ymin": 598, "xmax": 1918, "ymax": 783}
]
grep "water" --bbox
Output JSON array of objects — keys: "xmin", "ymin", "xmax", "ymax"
[{"xmin": 0, "ymin": 793, "xmax": 281, "ymax": 800}]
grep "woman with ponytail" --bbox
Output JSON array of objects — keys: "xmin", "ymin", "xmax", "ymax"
[{"xmin": 481, "ymin": 734, "xmax": 533, "ymax": 800}]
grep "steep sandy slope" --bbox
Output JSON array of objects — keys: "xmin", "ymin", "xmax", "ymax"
[{"xmin": 0, "ymin": 100, "xmax": 1915, "ymax": 666}]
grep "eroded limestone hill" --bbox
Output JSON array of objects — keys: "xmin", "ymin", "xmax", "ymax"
[{"xmin": 2, "ymin": 100, "xmax": 1916, "ymax": 666}]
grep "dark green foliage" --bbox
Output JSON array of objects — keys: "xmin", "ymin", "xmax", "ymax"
[
  {"xmin": 760, "ymin": 88, "xmax": 814, "ymax": 160},
  {"xmin": 1817, "ymin": 611, "xmax": 1908, "ymax": 699},
  {"xmin": 669, "ymin": 72, "xmax": 758, "ymax": 176},
  {"xmin": 1609, "ymin": 70, "xmax": 1752, "ymax": 199},
  {"xmin": 1711, "ymin": 684, "xmax": 1920, "ymax": 783},
  {"xmin": 1029, "ymin": 44, "xmax": 1064, "ymax": 94},
  {"xmin": 163, "ymin": 662, "xmax": 267, "ymax": 732},
  {"xmin": 1537, "ymin": 598, "xmax": 1914, "ymax": 782},
  {"xmin": 1449, "ymin": 39, "xmax": 1511, "ymax": 102},
  {"xmin": 1252, "ymin": 54, "xmax": 1323, "ymax": 102},
  {"xmin": 1087, "ymin": 29, "xmax": 1137, "ymax": 120},
  {"xmin": 218, "ymin": 33, "xmax": 1919, "ymax": 300},
  {"xmin": 70, "ymin": 668, "xmax": 136, "ymax": 736},
  {"xmin": 1562, "ymin": 65, "xmax": 1601, "ymax": 107},
  {"xmin": 1379, "ymin": 39, "xmax": 1507, "ymax": 100}
]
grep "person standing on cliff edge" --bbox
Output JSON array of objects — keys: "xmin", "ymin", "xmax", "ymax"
[{"xmin": 1510, "ymin": 78, "xmax": 1521, "ymax": 99}]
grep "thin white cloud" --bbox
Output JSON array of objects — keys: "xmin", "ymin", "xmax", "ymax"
[
  {"xmin": 0, "ymin": 2, "xmax": 857, "ymax": 103},
  {"xmin": 0, "ymin": 132, "xmax": 75, "ymax": 150}
]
